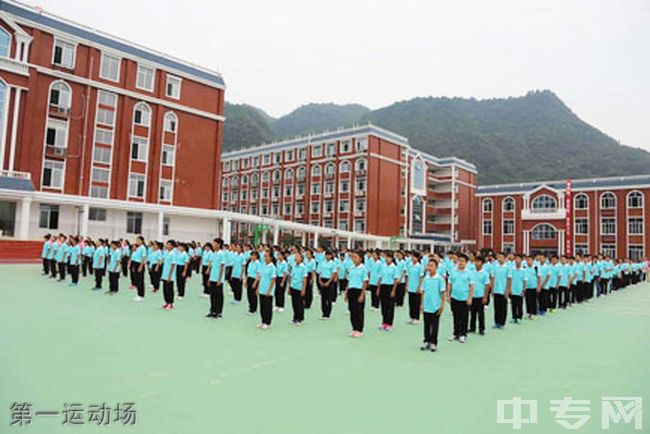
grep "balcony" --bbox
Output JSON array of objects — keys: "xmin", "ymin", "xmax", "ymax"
[
  {"xmin": 324, "ymin": 192, "xmax": 333, "ymax": 198},
  {"xmin": 354, "ymin": 190, "xmax": 366, "ymax": 196},
  {"xmin": 325, "ymin": 173, "xmax": 335, "ymax": 180},
  {"xmin": 45, "ymin": 145, "xmax": 67, "ymax": 159},
  {"xmin": 355, "ymin": 169, "xmax": 366, "ymax": 176},
  {"xmin": 432, "ymin": 183, "xmax": 452, "ymax": 193},
  {"xmin": 354, "ymin": 210, "xmax": 364, "ymax": 217},
  {"xmin": 49, "ymin": 104, "xmax": 71, "ymax": 118},
  {"xmin": 521, "ymin": 208, "xmax": 566, "ymax": 221}
]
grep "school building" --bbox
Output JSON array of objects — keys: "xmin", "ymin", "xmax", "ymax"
[
  {"xmin": 476, "ymin": 175, "xmax": 650, "ymax": 260},
  {"xmin": 220, "ymin": 124, "xmax": 478, "ymax": 248}
]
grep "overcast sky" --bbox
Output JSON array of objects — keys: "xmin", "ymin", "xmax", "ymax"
[{"xmin": 36, "ymin": 0, "xmax": 649, "ymax": 149}]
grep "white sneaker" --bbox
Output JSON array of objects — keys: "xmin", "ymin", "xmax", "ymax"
[
  {"xmin": 278, "ymin": 307, "xmax": 285, "ymax": 312},
  {"xmin": 412, "ymin": 319, "xmax": 420, "ymax": 325},
  {"xmin": 448, "ymin": 335, "xmax": 457, "ymax": 342},
  {"xmin": 273, "ymin": 307, "xmax": 279, "ymax": 312},
  {"xmin": 133, "ymin": 296, "xmax": 143, "ymax": 302},
  {"xmin": 256, "ymin": 323, "xmax": 263, "ymax": 328},
  {"xmin": 178, "ymin": 296, "xmax": 184, "ymax": 300},
  {"xmin": 202, "ymin": 294, "xmax": 209, "ymax": 298},
  {"xmin": 320, "ymin": 316, "xmax": 329, "ymax": 321},
  {"xmin": 459, "ymin": 336, "xmax": 466, "ymax": 343},
  {"xmin": 430, "ymin": 344, "xmax": 438, "ymax": 352},
  {"xmin": 261, "ymin": 324, "xmax": 270, "ymax": 330},
  {"xmin": 407, "ymin": 319, "xmax": 414, "ymax": 325}
]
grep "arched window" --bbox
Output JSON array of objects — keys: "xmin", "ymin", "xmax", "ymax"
[
  {"xmin": 532, "ymin": 224, "xmax": 557, "ymax": 240},
  {"xmin": 601, "ymin": 192, "xmax": 616, "ymax": 209},
  {"xmin": 297, "ymin": 166, "xmax": 306, "ymax": 179},
  {"xmin": 163, "ymin": 112, "xmax": 178, "ymax": 133},
  {"xmin": 133, "ymin": 102, "xmax": 151, "ymax": 127},
  {"xmin": 284, "ymin": 169, "xmax": 293, "ymax": 180},
  {"xmin": 222, "ymin": 178, "xmax": 229, "ymax": 187},
  {"xmin": 311, "ymin": 165, "xmax": 321, "ymax": 177},
  {"xmin": 339, "ymin": 160, "xmax": 351, "ymax": 173},
  {"xmin": 574, "ymin": 193, "xmax": 588, "ymax": 210},
  {"xmin": 251, "ymin": 173, "xmax": 259, "ymax": 185},
  {"xmin": 261, "ymin": 172, "xmax": 269, "ymax": 182},
  {"xmin": 355, "ymin": 158, "xmax": 367, "ymax": 172},
  {"xmin": 241, "ymin": 174, "xmax": 248, "ymax": 185},
  {"xmin": 325, "ymin": 163, "xmax": 336, "ymax": 176},
  {"xmin": 531, "ymin": 194, "xmax": 557, "ymax": 212},
  {"xmin": 412, "ymin": 158, "xmax": 425, "ymax": 191},
  {"xmin": 48, "ymin": 81, "xmax": 72, "ymax": 110},
  {"xmin": 482, "ymin": 198, "xmax": 493, "ymax": 213},
  {"xmin": 272, "ymin": 169, "xmax": 281, "ymax": 181},
  {"xmin": 627, "ymin": 191, "xmax": 643, "ymax": 208},
  {"xmin": 231, "ymin": 175, "xmax": 238, "ymax": 187},
  {"xmin": 0, "ymin": 28, "xmax": 10, "ymax": 58},
  {"xmin": 503, "ymin": 197, "xmax": 515, "ymax": 212}
]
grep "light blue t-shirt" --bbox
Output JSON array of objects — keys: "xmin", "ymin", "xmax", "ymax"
[
  {"xmin": 246, "ymin": 259, "xmax": 261, "ymax": 279},
  {"xmin": 449, "ymin": 268, "xmax": 473, "ymax": 301},
  {"xmin": 491, "ymin": 263, "xmax": 511, "ymax": 295},
  {"xmin": 524, "ymin": 266, "xmax": 538, "ymax": 289},
  {"xmin": 92, "ymin": 246, "xmax": 106, "ymax": 269},
  {"xmin": 472, "ymin": 269, "xmax": 490, "ymax": 298},
  {"xmin": 232, "ymin": 253, "xmax": 245, "ymax": 279},
  {"xmin": 380, "ymin": 263, "xmax": 398, "ymax": 285},
  {"xmin": 290, "ymin": 263, "xmax": 307, "ymax": 291},
  {"xmin": 131, "ymin": 245, "xmax": 147, "ymax": 263},
  {"xmin": 276, "ymin": 260, "xmax": 289, "ymax": 278},
  {"xmin": 258, "ymin": 262, "xmax": 277, "ymax": 295},
  {"xmin": 209, "ymin": 250, "xmax": 226, "ymax": 283},
  {"xmin": 109, "ymin": 248, "xmax": 121, "ymax": 273},
  {"xmin": 406, "ymin": 261, "xmax": 424, "ymax": 293},
  {"xmin": 510, "ymin": 267, "xmax": 525, "ymax": 295},
  {"xmin": 69, "ymin": 245, "xmax": 81, "ymax": 265},
  {"xmin": 162, "ymin": 250, "xmax": 177, "ymax": 282},
  {"xmin": 148, "ymin": 249, "xmax": 162, "ymax": 267},
  {"xmin": 422, "ymin": 272, "xmax": 446, "ymax": 313},
  {"xmin": 347, "ymin": 264, "xmax": 369, "ymax": 289}
]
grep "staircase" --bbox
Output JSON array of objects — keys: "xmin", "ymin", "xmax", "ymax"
[{"xmin": 0, "ymin": 239, "xmax": 42, "ymax": 262}]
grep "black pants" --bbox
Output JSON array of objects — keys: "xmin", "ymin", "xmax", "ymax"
[
  {"xmin": 57, "ymin": 261, "xmax": 66, "ymax": 280},
  {"xmin": 109, "ymin": 271, "xmax": 120, "ymax": 293},
  {"xmin": 121, "ymin": 257, "xmax": 129, "ymax": 277},
  {"xmin": 176, "ymin": 267, "xmax": 186, "ymax": 297},
  {"xmin": 601, "ymin": 278, "xmax": 610, "ymax": 295},
  {"xmin": 291, "ymin": 290, "xmax": 304, "ymax": 322},
  {"xmin": 132, "ymin": 263, "xmax": 145, "ymax": 297},
  {"xmin": 558, "ymin": 286, "xmax": 568, "ymax": 308},
  {"xmin": 50, "ymin": 259, "xmax": 57, "ymax": 278},
  {"xmin": 368, "ymin": 284, "xmax": 379, "ymax": 309},
  {"xmin": 396, "ymin": 283, "xmax": 406, "ymax": 307},
  {"xmin": 81, "ymin": 256, "xmax": 90, "ymax": 277},
  {"xmin": 275, "ymin": 279, "xmax": 286, "ymax": 308},
  {"xmin": 42, "ymin": 258, "xmax": 49, "ymax": 274},
  {"xmin": 423, "ymin": 312, "xmax": 440, "ymax": 345},
  {"xmin": 494, "ymin": 293, "xmax": 507, "ymax": 326},
  {"xmin": 225, "ymin": 266, "xmax": 232, "ymax": 283},
  {"xmin": 569, "ymin": 284, "xmax": 577, "ymax": 303},
  {"xmin": 451, "ymin": 298, "xmax": 469, "ymax": 338},
  {"xmin": 232, "ymin": 277, "xmax": 243, "ymax": 302},
  {"xmin": 379, "ymin": 284, "xmax": 396, "ymax": 326},
  {"xmin": 246, "ymin": 277, "xmax": 258, "ymax": 313},
  {"xmin": 150, "ymin": 268, "xmax": 161, "ymax": 291},
  {"xmin": 576, "ymin": 282, "xmax": 584, "ymax": 302},
  {"xmin": 259, "ymin": 294, "xmax": 273, "ymax": 325},
  {"xmin": 163, "ymin": 280, "xmax": 174, "ymax": 304},
  {"xmin": 94, "ymin": 268, "xmax": 104, "ymax": 289},
  {"xmin": 69, "ymin": 264, "xmax": 79, "ymax": 284},
  {"xmin": 320, "ymin": 280, "xmax": 334, "ymax": 318},
  {"xmin": 339, "ymin": 279, "xmax": 348, "ymax": 294},
  {"xmin": 525, "ymin": 288, "xmax": 538, "ymax": 315},
  {"xmin": 469, "ymin": 297, "xmax": 485, "ymax": 333},
  {"xmin": 210, "ymin": 282, "xmax": 224, "ymax": 315},
  {"xmin": 347, "ymin": 288, "xmax": 365, "ymax": 332},
  {"xmin": 201, "ymin": 265, "xmax": 210, "ymax": 294},
  {"xmin": 408, "ymin": 292, "xmax": 421, "ymax": 321},
  {"xmin": 511, "ymin": 294, "xmax": 523, "ymax": 320},
  {"xmin": 538, "ymin": 290, "xmax": 548, "ymax": 312},
  {"xmin": 550, "ymin": 287, "xmax": 558, "ymax": 309},
  {"xmin": 304, "ymin": 274, "xmax": 314, "ymax": 308}
]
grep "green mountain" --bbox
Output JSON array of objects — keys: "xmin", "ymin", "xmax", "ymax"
[
  {"xmin": 222, "ymin": 102, "xmax": 276, "ymax": 150},
  {"xmin": 222, "ymin": 91, "xmax": 650, "ymax": 184}
]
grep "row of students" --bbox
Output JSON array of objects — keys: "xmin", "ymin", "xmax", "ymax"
[{"xmin": 40, "ymin": 234, "xmax": 648, "ymax": 351}]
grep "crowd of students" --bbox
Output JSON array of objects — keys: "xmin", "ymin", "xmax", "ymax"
[{"xmin": 39, "ymin": 233, "xmax": 648, "ymax": 352}]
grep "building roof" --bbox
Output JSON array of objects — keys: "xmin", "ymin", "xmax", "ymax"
[
  {"xmin": 221, "ymin": 124, "xmax": 409, "ymax": 160},
  {"xmin": 1, "ymin": 0, "xmax": 225, "ymax": 88},
  {"xmin": 0, "ymin": 174, "xmax": 34, "ymax": 191},
  {"xmin": 409, "ymin": 150, "xmax": 477, "ymax": 173},
  {"xmin": 477, "ymin": 174, "xmax": 650, "ymax": 196}
]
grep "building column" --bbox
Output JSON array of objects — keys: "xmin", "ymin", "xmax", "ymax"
[
  {"xmin": 523, "ymin": 230, "xmax": 530, "ymax": 255},
  {"xmin": 558, "ymin": 229, "xmax": 564, "ymax": 256},
  {"xmin": 18, "ymin": 196, "xmax": 31, "ymax": 240},
  {"xmin": 347, "ymin": 237, "xmax": 352, "ymax": 249},
  {"xmin": 222, "ymin": 218, "xmax": 232, "ymax": 245},
  {"xmin": 375, "ymin": 239, "xmax": 382, "ymax": 249},
  {"xmin": 301, "ymin": 232, "xmax": 307, "ymax": 247},
  {"xmin": 8, "ymin": 88, "xmax": 22, "ymax": 171},
  {"xmin": 313, "ymin": 232, "xmax": 319, "ymax": 249},
  {"xmin": 80, "ymin": 203, "xmax": 89, "ymax": 237},
  {"xmin": 273, "ymin": 224, "xmax": 280, "ymax": 246},
  {"xmin": 156, "ymin": 211, "xmax": 164, "ymax": 241}
]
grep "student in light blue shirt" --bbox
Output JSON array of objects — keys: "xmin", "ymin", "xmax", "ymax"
[
  {"xmin": 147, "ymin": 242, "xmax": 163, "ymax": 293},
  {"xmin": 317, "ymin": 251, "xmax": 338, "ymax": 319},
  {"xmin": 469, "ymin": 256, "xmax": 490, "ymax": 335},
  {"xmin": 130, "ymin": 236, "xmax": 148, "ymax": 301},
  {"xmin": 173, "ymin": 243, "xmax": 190, "ymax": 300},
  {"xmin": 524, "ymin": 256, "xmax": 540, "ymax": 319},
  {"xmin": 345, "ymin": 251, "xmax": 369, "ymax": 337},
  {"xmin": 367, "ymin": 251, "xmax": 382, "ymax": 311},
  {"xmin": 509, "ymin": 255, "xmax": 526, "ymax": 323},
  {"xmin": 394, "ymin": 251, "xmax": 407, "ymax": 307},
  {"xmin": 54, "ymin": 234, "xmax": 68, "ymax": 282},
  {"xmin": 289, "ymin": 252, "xmax": 308, "ymax": 325},
  {"xmin": 47, "ymin": 236, "xmax": 59, "ymax": 279},
  {"xmin": 245, "ymin": 251, "xmax": 261, "ymax": 315},
  {"xmin": 537, "ymin": 254, "xmax": 552, "ymax": 315},
  {"xmin": 207, "ymin": 239, "xmax": 226, "ymax": 318},
  {"xmin": 275, "ymin": 251, "xmax": 289, "ymax": 312},
  {"xmin": 257, "ymin": 251, "xmax": 277, "ymax": 329},
  {"xmin": 377, "ymin": 253, "xmax": 399, "ymax": 330},
  {"xmin": 230, "ymin": 245, "xmax": 245, "ymax": 305},
  {"xmin": 405, "ymin": 252, "xmax": 425, "ymax": 323},
  {"xmin": 108, "ymin": 240, "xmax": 123, "ymax": 295},
  {"xmin": 67, "ymin": 237, "xmax": 81, "ymax": 286},
  {"xmin": 420, "ymin": 260, "xmax": 446, "ymax": 351},
  {"xmin": 447, "ymin": 253, "xmax": 474, "ymax": 342},
  {"xmin": 161, "ymin": 240, "xmax": 177, "ymax": 310},
  {"xmin": 41, "ymin": 234, "xmax": 52, "ymax": 276},
  {"xmin": 92, "ymin": 239, "xmax": 107, "ymax": 290},
  {"xmin": 201, "ymin": 243, "xmax": 213, "ymax": 297},
  {"xmin": 558, "ymin": 256, "xmax": 571, "ymax": 309},
  {"xmin": 490, "ymin": 253, "xmax": 512, "ymax": 328},
  {"xmin": 81, "ymin": 240, "xmax": 95, "ymax": 277}
]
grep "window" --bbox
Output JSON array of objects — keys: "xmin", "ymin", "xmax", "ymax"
[
  {"xmin": 355, "ymin": 198, "xmax": 366, "ymax": 212},
  {"xmin": 272, "ymin": 169, "xmax": 281, "ymax": 182},
  {"xmin": 91, "ymin": 167, "xmax": 110, "ymax": 183},
  {"xmin": 42, "ymin": 159, "xmax": 64, "ymax": 188},
  {"xmin": 251, "ymin": 173, "xmax": 259, "ymax": 185},
  {"xmin": 355, "ymin": 178, "xmax": 366, "ymax": 192},
  {"xmin": 482, "ymin": 220, "xmax": 492, "ymax": 235},
  {"xmin": 161, "ymin": 144, "xmax": 175, "ymax": 166},
  {"xmin": 628, "ymin": 245, "xmax": 644, "ymax": 261},
  {"xmin": 325, "ymin": 163, "xmax": 336, "ymax": 176},
  {"xmin": 133, "ymin": 103, "xmax": 151, "ymax": 127},
  {"xmin": 136, "ymin": 64, "xmax": 155, "ymax": 91},
  {"xmin": 574, "ymin": 193, "xmax": 588, "ymax": 210},
  {"xmin": 88, "ymin": 207, "xmax": 107, "ymax": 221},
  {"xmin": 311, "ymin": 201, "xmax": 320, "ymax": 214},
  {"xmin": 601, "ymin": 218, "xmax": 616, "ymax": 235},
  {"xmin": 311, "ymin": 183, "xmax": 321, "ymax": 195},
  {"xmin": 296, "ymin": 202, "xmax": 305, "ymax": 214},
  {"xmin": 95, "ymin": 128, "xmax": 113, "ymax": 145},
  {"xmin": 163, "ymin": 216, "xmax": 170, "ymax": 236},
  {"xmin": 339, "ymin": 200, "xmax": 350, "ymax": 212},
  {"xmin": 503, "ymin": 243, "xmax": 514, "ymax": 254},
  {"xmin": 311, "ymin": 165, "xmax": 322, "ymax": 177},
  {"xmin": 531, "ymin": 224, "xmax": 557, "ymax": 240},
  {"xmin": 131, "ymin": 136, "xmax": 149, "ymax": 161},
  {"xmin": 93, "ymin": 146, "xmax": 111, "ymax": 163},
  {"xmin": 482, "ymin": 198, "xmax": 493, "ymax": 213},
  {"xmin": 601, "ymin": 244, "xmax": 616, "ymax": 258},
  {"xmin": 311, "ymin": 144, "xmax": 322, "ymax": 158},
  {"xmin": 324, "ymin": 200, "xmax": 335, "ymax": 213},
  {"xmin": 354, "ymin": 219, "xmax": 366, "ymax": 232},
  {"xmin": 575, "ymin": 244, "xmax": 589, "ymax": 256},
  {"xmin": 126, "ymin": 211, "xmax": 143, "ymax": 234},
  {"xmin": 325, "ymin": 181, "xmax": 334, "ymax": 194},
  {"xmin": 284, "ymin": 185, "xmax": 293, "ymax": 197},
  {"xmin": 96, "ymin": 108, "xmax": 115, "ymax": 126},
  {"xmin": 326, "ymin": 143, "xmax": 336, "ymax": 156},
  {"xmin": 285, "ymin": 150, "xmax": 294, "ymax": 162},
  {"xmin": 284, "ymin": 169, "xmax": 293, "ymax": 181},
  {"xmin": 340, "ymin": 180, "xmax": 349, "ymax": 193},
  {"xmin": 164, "ymin": 113, "xmax": 178, "ymax": 133},
  {"xmin": 355, "ymin": 137, "xmax": 368, "ymax": 152},
  {"xmin": 297, "ymin": 183, "xmax": 305, "ymax": 195},
  {"xmin": 261, "ymin": 188, "xmax": 269, "ymax": 199},
  {"xmin": 253, "ymin": 156, "xmax": 260, "ymax": 167},
  {"xmin": 52, "ymin": 39, "xmax": 75, "ymax": 68},
  {"xmin": 128, "ymin": 173, "xmax": 145, "ymax": 198},
  {"xmin": 283, "ymin": 203, "xmax": 292, "ymax": 215},
  {"xmin": 503, "ymin": 197, "xmax": 515, "ymax": 212},
  {"xmin": 575, "ymin": 218, "xmax": 588, "ymax": 235},
  {"xmin": 98, "ymin": 91, "xmax": 117, "ymax": 107},
  {"xmin": 601, "ymin": 192, "xmax": 616, "ymax": 209},
  {"xmin": 412, "ymin": 159, "xmax": 425, "ymax": 191},
  {"xmin": 49, "ymin": 81, "xmax": 72, "ymax": 110},
  {"xmin": 39, "ymin": 204, "xmax": 59, "ymax": 229},
  {"xmin": 0, "ymin": 28, "xmax": 9, "ymax": 57},
  {"xmin": 90, "ymin": 185, "xmax": 108, "ymax": 198},
  {"xmin": 339, "ymin": 220, "xmax": 349, "ymax": 231},
  {"xmin": 262, "ymin": 172, "xmax": 270, "ymax": 183},
  {"xmin": 100, "ymin": 53, "xmax": 121, "ymax": 82},
  {"xmin": 341, "ymin": 140, "xmax": 351, "ymax": 153},
  {"xmin": 298, "ymin": 148, "xmax": 307, "ymax": 161},
  {"xmin": 262, "ymin": 154, "xmax": 270, "ymax": 165},
  {"xmin": 159, "ymin": 180, "xmax": 172, "ymax": 201},
  {"xmin": 45, "ymin": 119, "xmax": 68, "ymax": 148},
  {"xmin": 627, "ymin": 191, "xmax": 644, "ymax": 208},
  {"xmin": 355, "ymin": 158, "xmax": 367, "ymax": 172},
  {"xmin": 297, "ymin": 166, "xmax": 306, "ymax": 179},
  {"xmin": 166, "ymin": 75, "xmax": 182, "ymax": 99},
  {"xmin": 274, "ymin": 153, "xmax": 282, "ymax": 164},
  {"xmin": 628, "ymin": 217, "xmax": 643, "ymax": 235},
  {"xmin": 531, "ymin": 195, "xmax": 557, "ymax": 212},
  {"xmin": 340, "ymin": 161, "xmax": 351, "ymax": 173},
  {"xmin": 503, "ymin": 220, "xmax": 514, "ymax": 235}
]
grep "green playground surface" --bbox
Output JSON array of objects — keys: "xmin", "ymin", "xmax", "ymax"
[{"xmin": 1, "ymin": 264, "xmax": 648, "ymax": 434}]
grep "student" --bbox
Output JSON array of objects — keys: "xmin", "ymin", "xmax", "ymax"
[
  {"xmin": 405, "ymin": 252, "xmax": 424, "ymax": 324},
  {"xmin": 537, "ymin": 255, "xmax": 551, "ymax": 315},
  {"xmin": 377, "ymin": 253, "xmax": 398, "ymax": 331},
  {"xmin": 201, "ymin": 243, "xmax": 213, "ymax": 298},
  {"xmin": 81, "ymin": 239, "xmax": 94, "ymax": 277},
  {"xmin": 317, "ymin": 251, "xmax": 338, "ymax": 320},
  {"xmin": 420, "ymin": 259, "xmax": 446, "ymax": 351},
  {"xmin": 289, "ymin": 252, "xmax": 307, "ymax": 325},
  {"xmin": 367, "ymin": 251, "xmax": 382, "ymax": 311},
  {"xmin": 230, "ymin": 244, "xmax": 245, "ymax": 304},
  {"xmin": 55, "ymin": 234, "xmax": 68, "ymax": 282},
  {"xmin": 469, "ymin": 256, "xmax": 490, "ymax": 335},
  {"xmin": 558, "ymin": 256, "xmax": 570, "ymax": 308},
  {"xmin": 92, "ymin": 239, "xmax": 107, "ymax": 290},
  {"xmin": 510, "ymin": 255, "xmax": 526, "ymax": 323},
  {"xmin": 161, "ymin": 240, "xmax": 177, "ymax": 310},
  {"xmin": 524, "ymin": 255, "xmax": 540, "ymax": 319},
  {"xmin": 244, "ymin": 251, "xmax": 261, "ymax": 315},
  {"xmin": 175, "ymin": 244, "xmax": 190, "ymax": 300},
  {"xmin": 147, "ymin": 242, "xmax": 163, "ymax": 293},
  {"xmin": 130, "ymin": 236, "xmax": 147, "ymax": 301},
  {"xmin": 206, "ymin": 238, "xmax": 225, "ymax": 319},
  {"xmin": 490, "ymin": 253, "xmax": 511, "ymax": 329},
  {"xmin": 47, "ymin": 235, "xmax": 59, "ymax": 279},
  {"xmin": 394, "ymin": 251, "xmax": 407, "ymax": 307},
  {"xmin": 41, "ymin": 234, "xmax": 52, "ymax": 276},
  {"xmin": 447, "ymin": 253, "xmax": 474, "ymax": 343},
  {"xmin": 120, "ymin": 240, "xmax": 130, "ymax": 279},
  {"xmin": 303, "ymin": 250, "xmax": 316, "ymax": 309},
  {"xmin": 274, "ymin": 251, "xmax": 289, "ymax": 312},
  {"xmin": 345, "ymin": 251, "xmax": 368, "ymax": 338},
  {"xmin": 67, "ymin": 237, "xmax": 81, "ymax": 287},
  {"xmin": 256, "ymin": 251, "xmax": 277, "ymax": 329},
  {"xmin": 107, "ymin": 241, "xmax": 122, "ymax": 295}
]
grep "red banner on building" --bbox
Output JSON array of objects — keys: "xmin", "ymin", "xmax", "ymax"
[{"xmin": 565, "ymin": 179, "xmax": 572, "ymax": 256}]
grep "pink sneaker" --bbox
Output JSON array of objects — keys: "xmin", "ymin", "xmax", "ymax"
[{"xmin": 162, "ymin": 304, "xmax": 167, "ymax": 309}]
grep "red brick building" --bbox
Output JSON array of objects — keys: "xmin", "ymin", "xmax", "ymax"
[{"xmin": 476, "ymin": 175, "xmax": 650, "ymax": 260}]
